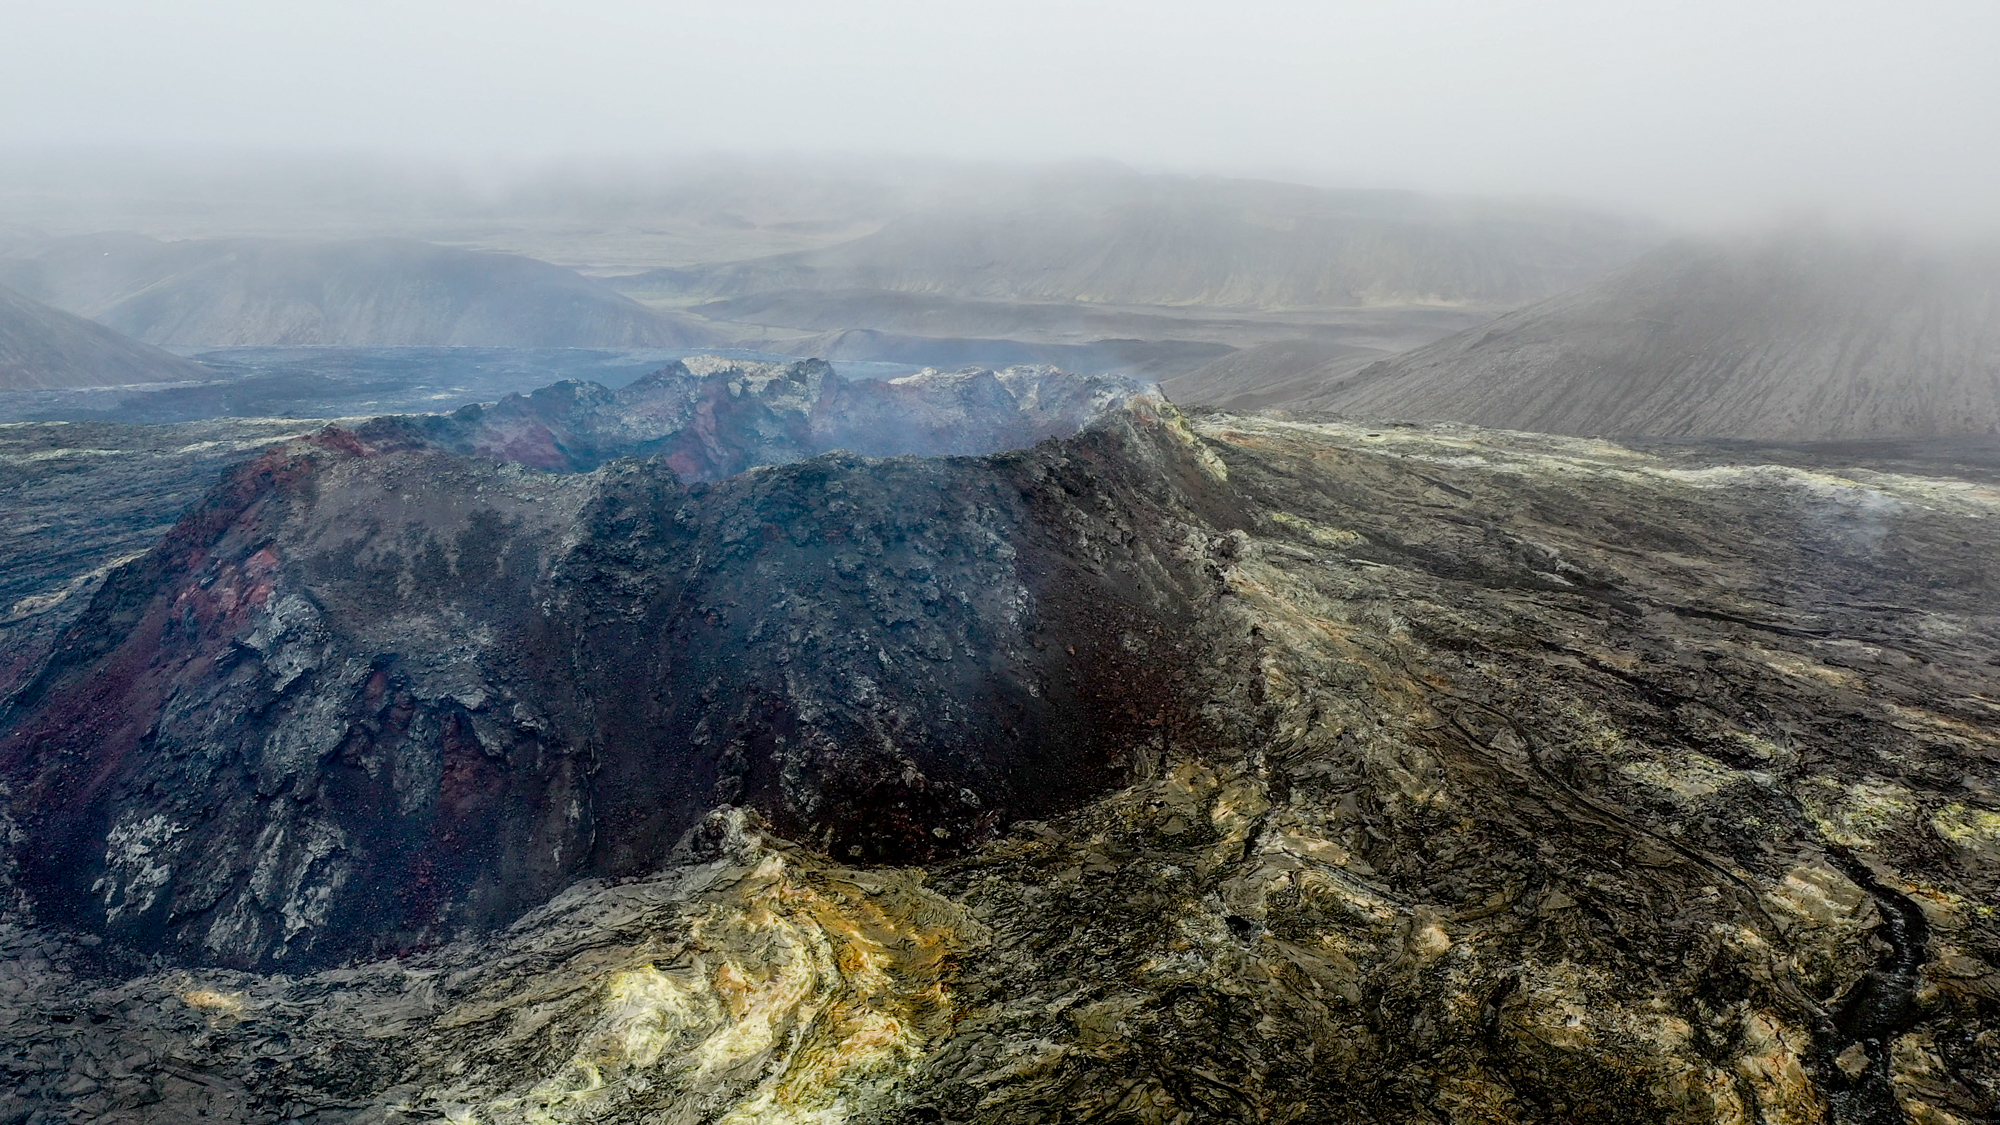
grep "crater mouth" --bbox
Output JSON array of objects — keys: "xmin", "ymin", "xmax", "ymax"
[{"xmin": 369, "ymin": 355, "xmax": 1157, "ymax": 479}]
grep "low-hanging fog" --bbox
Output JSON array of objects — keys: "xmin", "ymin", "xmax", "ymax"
[{"xmin": 3, "ymin": 0, "xmax": 1998, "ymax": 232}]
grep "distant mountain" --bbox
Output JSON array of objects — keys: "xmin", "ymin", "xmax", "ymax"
[
  {"xmin": 0, "ymin": 235, "xmax": 730, "ymax": 348},
  {"xmin": 617, "ymin": 172, "xmax": 1658, "ymax": 310},
  {"xmin": 0, "ymin": 283, "xmax": 206, "ymax": 390},
  {"xmin": 1288, "ymin": 232, "xmax": 2000, "ymax": 440}
]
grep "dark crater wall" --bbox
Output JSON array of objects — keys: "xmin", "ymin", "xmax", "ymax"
[
  {"xmin": 382, "ymin": 354, "xmax": 1146, "ymax": 478},
  {"xmin": 0, "ymin": 367, "xmax": 1237, "ymax": 969}
]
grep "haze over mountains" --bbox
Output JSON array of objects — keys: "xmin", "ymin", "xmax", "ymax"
[
  {"xmin": 0, "ymin": 159, "xmax": 1666, "ymax": 387},
  {"xmin": 618, "ymin": 172, "xmax": 1656, "ymax": 309},
  {"xmin": 0, "ymin": 152, "xmax": 919, "ymax": 272},
  {"xmin": 0, "ymin": 233, "xmax": 723, "ymax": 349},
  {"xmin": 5, "ymin": 158, "xmax": 1996, "ymax": 446},
  {"xmin": 0, "ymin": 281, "xmax": 205, "ymax": 390}
]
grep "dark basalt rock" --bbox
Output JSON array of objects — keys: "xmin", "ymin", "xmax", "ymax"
[{"xmin": 0, "ymin": 361, "xmax": 1228, "ymax": 969}]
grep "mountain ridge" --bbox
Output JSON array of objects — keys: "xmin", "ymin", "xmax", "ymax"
[
  {"xmin": 614, "ymin": 175, "xmax": 1658, "ymax": 310},
  {"xmin": 0, "ymin": 234, "xmax": 731, "ymax": 348}
]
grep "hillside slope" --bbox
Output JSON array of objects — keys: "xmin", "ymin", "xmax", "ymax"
[
  {"xmin": 0, "ymin": 234, "xmax": 729, "ymax": 348},
  {"xmin": 1159, "ymin": 338, "xmax": 1384, "ymax": 409},
  {"xmin": 1296, "ymin": 232, "xmax": 2000, "ymax": 439},
  {"xmin": 0, "ymin": 283, "xmax": 206, "ymax": 389}
]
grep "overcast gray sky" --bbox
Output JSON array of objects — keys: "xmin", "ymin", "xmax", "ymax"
[{"xmin": 4, "ymin": 0, "xmax": 1996, "ymax": 227}]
